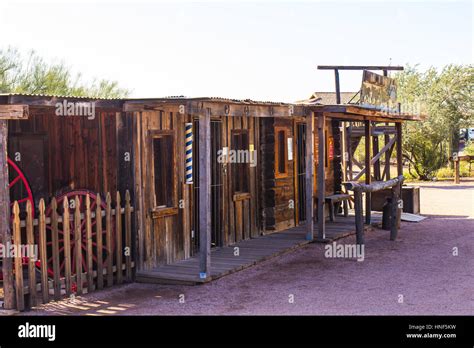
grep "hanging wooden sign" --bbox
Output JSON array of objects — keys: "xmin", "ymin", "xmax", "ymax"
[{"xmin": 0, "ymin": 105, "xmax": 29, "ymax": 120}]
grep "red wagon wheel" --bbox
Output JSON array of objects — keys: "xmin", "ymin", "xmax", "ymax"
[
  {"xmin": 0, "ymin": 158, "xmax": 35, "ymax": 281},
  {"xmin": 8, "ymin": 158, "xmax": 35, "ymax": 217},
  {"xmin": 43, "ymin": 190, "xmax": 116, "ymax": 281}
]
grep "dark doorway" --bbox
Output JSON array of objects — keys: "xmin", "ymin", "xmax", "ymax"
[
  {"xmin": 296, "ymin": 123, "xmax": 306, "ymax": 224},
  {"xmin": 192, "ymin": 120, "xmax": 223, "ymax": 253}
]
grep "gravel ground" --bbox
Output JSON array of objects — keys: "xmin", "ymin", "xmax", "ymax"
[{"xmin": 25, "ymin": 180, "xmax": 474, "ymax": 316}]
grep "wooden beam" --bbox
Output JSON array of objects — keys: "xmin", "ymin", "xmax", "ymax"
[
  {"xmin": 365, "ymin": 121, "xmax": 371, "ymax": 224},
  {"xmin": 353, "ymin": 136, "xmax": 396, "ymax": 181},
  {"xmin": 334, "ymin": 69, "xmax": 341, "ymax": 105},
  {"xmin": 396, "ymin": 123, "xmax": 403, "ymax": 175},
  {"xmin": 305, "ymin": 112, "xmax": 314, "ymax": 241},
  {"xmin": 0, "ymin": 105, "xmax": 29, "ymax": 120},
  {"xmin": 0, "ymin": 120, "xmax": 14, "ymax": 309},
  {"xmin": 318, "ymin": 65, "xmax": 404, "ymax": 71},
  {"xmin": 384, "ymin": 125, "xmax": 391, "ymax": 180},
  {"xmin": 317, "ymin": 113, "xmax": 326, "ymax": 240},
  {"xmin": 372, "ymin": 134, "xmax": 381, "ymax": 180},
  {"xmin": 198, "ymin": 108, "xmax": 211, "ymax": 279}
]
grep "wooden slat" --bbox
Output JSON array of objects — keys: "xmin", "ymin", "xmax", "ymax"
[
  {"xmin": 115, "ymin": 192, "xmax": 123, "ymax": 284},
  {"xmin": 365, "ymin": 121, "xmax": 372, "ymax": 224},
  {"xmin": 85, "ymin": 194, "xmax": 94, "ymax": 293},
  {"xmin": 317, "ymin": 113, "xmax": 325, "ymax": 239},
  {"xmin": 74, "ymin": 196, "xmax": 83, "ymax": 295},
  {"xmin": 25, "ymin": 200, "xmax": 37, "ymax": 306},
  {"xmin": 235, "ymin": 200, "xmax": 243, "ymax": 242},
  {"xmin": 50, "ymin": 198, "xmax": 61, "ymax": 301},
  {"xmin": 38, "ymin": 199, "xmax": 49, "ymax": 304},
  {"xmin": 0, "ymin": 120, "xmax": 14, "ymax": 309},
  {"xmin": 62, "ymin": 198, "xmax": 72, "ymax": 296},
  {"xmin": 243, "ymin": 199, "xmax": 250, "ymax": 240},
  {"xmin": 198, "ymin": 109, "xmax": 211, "ymax": 278},
  {"xmin": 12, "ymin": 202, "xmax": 24, "ymax": 311},
  {"xmin": 306, "ymin": 112, "xmax": 314, "ymax": 240},
  {"xmin": 106, "ymin": 192, "xmax": 113, "ymax": 286},
  {"xmin": 125, "ymin": 190, "xmax": 133, "ymax": 281},
  {"xmin": 96, "ymin": 193, "xmax": 104, "ymax": 289}
]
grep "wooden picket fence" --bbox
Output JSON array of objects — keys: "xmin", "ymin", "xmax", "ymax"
[{"xmin": 10, "ymin": 190, "xmax": 134, "ymax": 311}]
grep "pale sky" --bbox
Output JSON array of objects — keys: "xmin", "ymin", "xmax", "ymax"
[{"xmin": 0, "ymin": 0, "xmax": 472, "ymax": 102}]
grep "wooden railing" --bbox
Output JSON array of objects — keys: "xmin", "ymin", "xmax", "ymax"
[
  {"xmin": 9, "ymin": 190, "xmax": 134, "ymax": 311},
  {"xmin": 344, "ymin": 175, "xmax": 404, "ymax": 244}
]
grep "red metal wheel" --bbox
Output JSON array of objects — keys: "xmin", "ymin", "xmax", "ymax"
[
  {"xmin": 41, "ymin": 190, "xmax": 116, "ymax": 282},
  {"xmin": 8, "ymin": 158, "xmax": 35, "ymax": 217},
  {"xmin": 0, "ymin": 158, "xmax": 35, "ymax": 281}
]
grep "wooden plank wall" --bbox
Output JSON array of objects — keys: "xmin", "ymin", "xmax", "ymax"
[
  {"xmin": 135, "ymin": 106, "xmax": 261, "ymax": 269},
  {"xmin": 260, "ymin": 118, "xmax": 296, "ymax": 232},
  {"xmin": 8, "ymin": 109, "xmax": 121, "ymax": 201}
]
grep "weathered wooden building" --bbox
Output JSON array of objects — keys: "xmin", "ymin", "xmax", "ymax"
[{"xmin": 0, "ymin": 67, "xmax": 422, "ymax": 310}]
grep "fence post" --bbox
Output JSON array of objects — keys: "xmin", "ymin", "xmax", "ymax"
[
  {"xmin": 51, "ymin": 198, "xmax": 61, "ymax": 301},
  {"xmin": 115, "ymin": 191, "xmax": 123, "ymax": 284},
  {"xmin": 353, "ymin": 190, "xmax": 364, "ymax": 245},
  {"xmin": 125, "ymin": 190, "xmax": 132, "ymax": 282},
  {"xmin": 85, "ymin": 194, "xmax": 94, "ymax": 293},
  {"xmin": 38, "ymin": 199, "xmax": 49, "ymax": 304},
  {"xmin": 74, "ymin": 196, "xmax": 83, "ymax": 295},
  {"xmin": 106, "ymin": 193, "xmax": 113, "ymax": 286},
  {"xmin": 62, "ymin": 198, "xmax": 72, "ymax": 296},
  {"xmin": 26, "ymin": 200, "xmax": 37, "ymax": 306},
  {"xmin": 12, "ymin": 201, "xmax": 24, "ymax": 311},
  {"xmin": 96, "ymin": 193, "xmax": 104, "ymax": 289}
]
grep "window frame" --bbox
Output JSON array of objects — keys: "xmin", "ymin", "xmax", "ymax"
[
  {"xmin": 231, "ymin": 129, "xmax": 250, "ymax": 194},
  {"xmin": 274, "ymin": 126, "xmax": 289, "ymax": 179},
  {"xmin": 148, "ymin": 129, "xmax": 177, "ymax": 212}
]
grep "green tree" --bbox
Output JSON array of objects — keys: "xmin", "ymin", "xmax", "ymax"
[
  {"xmin": 395, "ymin": 64, "xmax": 473, "ymax": 180},
  {"xmin": 0, "ymin": 47, "xmax": 130, "ymax": 98}
]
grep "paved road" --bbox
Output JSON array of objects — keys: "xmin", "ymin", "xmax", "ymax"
[{"xmin": 27, "ymin": 181, "xmax": 474, "ymax": 315}]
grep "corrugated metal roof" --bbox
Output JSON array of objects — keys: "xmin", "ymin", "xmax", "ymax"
[
  {"xmin": 0, "ymin": 92, "xmax": 122, "ymax": 100},
  {"xmin": 0, "ymin": 93, "xmax": 297, "ymax": 105},
  {"xmin": 296, "ymin": 92, "xmax": 359, "ymax": 105}
]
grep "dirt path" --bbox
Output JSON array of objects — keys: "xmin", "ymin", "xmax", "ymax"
[{"xmin": 25, "ymin": 181, "xmax": 474, "ymax": 316}]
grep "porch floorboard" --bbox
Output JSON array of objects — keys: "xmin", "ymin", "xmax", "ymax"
[{"xmin": 136, "ymin": 215, "xmax": 370, "ymax": 285}]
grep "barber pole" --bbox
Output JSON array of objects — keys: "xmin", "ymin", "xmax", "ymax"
[{"xmin": 185, "ymin": 123, "xmax": 193, "ymax": 184}]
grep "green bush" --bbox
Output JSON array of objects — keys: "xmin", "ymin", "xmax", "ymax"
[
  {"xmin": 436, "ymin": 163, "xmax": 473, "ymax": 179},
  {"xmin": 436, "ymin": 167, "xmax": 454, "ymax": 179}
]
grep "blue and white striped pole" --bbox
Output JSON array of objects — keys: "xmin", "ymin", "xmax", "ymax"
[{"xmin": 185, "ymin": 123, "xmax": 193, "ymax": 184}]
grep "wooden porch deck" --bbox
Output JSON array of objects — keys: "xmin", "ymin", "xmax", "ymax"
[{"xmin": 136, "ymin": 215, "xmax": 371, "ymax": 285}]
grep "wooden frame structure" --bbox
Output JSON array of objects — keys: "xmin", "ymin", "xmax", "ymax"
[{"xmin": 0, "ymin": 92, "xmax": 421, "ymax": 306}]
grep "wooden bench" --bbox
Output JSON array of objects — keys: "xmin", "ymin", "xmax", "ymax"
[{"xmin": 325, "ymin": 193, "xmax": 351, "ymax": 222}]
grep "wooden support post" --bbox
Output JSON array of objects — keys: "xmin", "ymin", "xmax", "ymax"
[
  {"xmin": 199, "ymin": 109, "xmax": 211, "ymax": 279},
  {"xmin": 347, "ymin": 122, "xmax": 353, "ymax": 181},
  {"xmin": 365, "ymin": 121, "xmax": 372, "ymax": 225},
  {"xmin": 396, "ymin": 123, "xmax": 403, "ymax": 176},
  {"xmin": 390, "ymin": 183, "xmax": 400, "ymax": 240},
  {"xmin": 454, "ymin": 158, "xmax": 460, "ymax": 184},
  {"xmin": 305, "ymin": 111, "xmax": 314, "ymax": 240},
  {"xmin": 384, "ymin": 125, "xmax": 391, "ymax": 180},
  {"xmin": 0, "ymin": 120, "xmax": 14, "ymax": 309},
  {"xmin": 372, "ymin": 133, "xmax": 381, "ymax": 180},
  {"xmin": 317, "ymin": 113, "xmax": 326, "ymax": 240},
  {"xmin": 341, "ymin": 121, "xmax": 347, "ymax": 183},
  {"xmin": 353, "ymin": 190, "xmax": 364, "ymax": 245},
  {"xmin": 396, "ymin": 123, "xmax": 403, "ymax": 196},
  {"xmin": 334, "ymin": 69, "xmax": 341, "ymax": 105}
]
